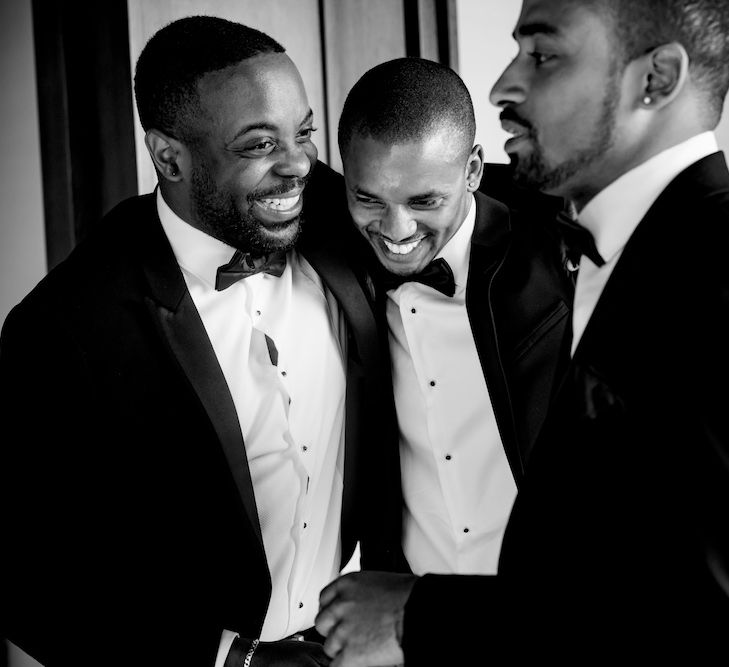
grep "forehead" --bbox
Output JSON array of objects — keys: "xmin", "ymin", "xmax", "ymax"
[
  {"xmin": 344, "ymin": 133, "xmax": 464, "ymax": 194},
  {"xmin": 194, "ymin": 52, "xmax": 309, "ymax": 139},
  {"xmin": 516, "ymin": 0, "xmax": 608, "ymax": 39}
]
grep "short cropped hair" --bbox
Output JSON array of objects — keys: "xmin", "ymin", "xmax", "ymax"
[
  {"xmin": 134, "ymin": 15, "xmax": 284, "ymax": 141},
  {"xmin": 592, "ymin": 0, "xmax": 729, "ymax": 121},
  {"xmin": 338, "ymin": 57, "xmax": 476, "ymax": 160}
]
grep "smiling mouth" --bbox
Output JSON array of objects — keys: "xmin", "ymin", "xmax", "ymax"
[
  {"xmin": 255, "ymin": 193, "xmax": 302, "ymax": 212},
  {"xmin": 381, "ymin": 236, "xmax": 425, "ymax": 255}
]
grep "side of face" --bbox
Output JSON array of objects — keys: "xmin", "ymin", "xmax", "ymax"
[
  {"xmin": 342, "ymin": 130, "xmax": 482, "ymax": 276},
  {"xmin": 490, "ymin": 0, "xmax": 630, "ymax": 204},
  {"xmin": 183, "ymin": 52, "xmax": 318, "ymax": 253}
]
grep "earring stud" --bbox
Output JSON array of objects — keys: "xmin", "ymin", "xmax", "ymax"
[{"xmin": 643, "ymin": 95, "xmax": 652, "ymax": 105}]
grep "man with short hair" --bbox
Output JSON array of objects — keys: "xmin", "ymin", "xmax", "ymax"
[
  {"xmin": 316, "ymin": 1, "xmax": 729, "ymax": 663},
  {"xmin": 336, "ymin": 57, "xmax": 571, "ymax": 580},
  {"xmin": 1, "ymin": 16, "xmax": 398, "ymax": 667}
]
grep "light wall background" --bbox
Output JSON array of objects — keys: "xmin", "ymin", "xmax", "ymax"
[
  {"xmin": 456, "ymin": 0, "xmax": 520, "ymax": 164},
  {"xmin": 0, "ymin": 0, "xmax": 46, "ymax": 328}
]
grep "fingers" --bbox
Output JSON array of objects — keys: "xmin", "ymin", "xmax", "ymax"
[
  {"xmin": 322, "ymin": 621, "xmax": 345, "ymax": 658},
  {"xmin": 317, "ymin": 574, "xmax": 354, "ymax": 637},
  {"xmin": 315, "ymin": 596, "xmax": 343, "ymax": 638}
]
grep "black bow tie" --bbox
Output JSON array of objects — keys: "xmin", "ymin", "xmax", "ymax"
[
  {"xmin": 215, "ymin": 250, "xmax": 287, "ymax": 291},
  {"xmin": 556, "ymin": 210, "xmax": 605, "ymax": 271},
  {"xmin": 381, "ymin": 257, "xmax": 456, "ymax": 297}
]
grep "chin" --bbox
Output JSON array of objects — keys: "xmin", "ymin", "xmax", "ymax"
[
  {"xmin": 262, "ymin": 224, "xmax": 301, "ymax": 253},
  {"xmin": 380, "ymin": 255, "xmax": 428, "ymax": 276}
]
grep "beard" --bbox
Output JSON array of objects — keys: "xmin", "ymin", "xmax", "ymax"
[
  {"xmin": 510, "ymin": 70, "xmax": 620, "ymax": 194},
  {"xmin": 189, "ymin": 162, "xmax": 306, "ymax": 255}
]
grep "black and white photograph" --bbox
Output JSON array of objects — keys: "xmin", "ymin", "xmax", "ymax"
[{"xmin": 2, "ymin": 1, "xmax": 728, "ymax": 665}]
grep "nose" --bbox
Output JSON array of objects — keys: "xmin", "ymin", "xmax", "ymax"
[
  {"xmin": 275, "ymin": 141, "xmax": 313, "ymax": 179},
  {"xmin": 380, "ymin": 206, "xmax": 418, "ymax": 242},
  {"xmin": 489, "ymin": 57, "xmax": 527, "ymax": 108}
]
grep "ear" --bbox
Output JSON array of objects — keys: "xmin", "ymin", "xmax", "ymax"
[
  {"xmin": 639, "ymin": 42, "xmax": 689, "ymax": 110},
  {"xmin": 144, "ymin": 129, "xmax": 188, "ymax": 182},
  {"xmin": 465, "ymin": 144, "xmax": 485, "ymax": 193}
]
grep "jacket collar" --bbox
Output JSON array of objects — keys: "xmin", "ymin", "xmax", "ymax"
[
  {"xmin": 471, "ymin": 190, "xmax": 512, "ymax": 250},
  {"xmin": 136, "ymin": 193, "xmax": 190, "ymax": 312},
  {"xmin": 133, "ymin": 194, "xmax": 265, "ymax": 550},
  {"xmin": 573, "ymin": 151, "xmax": 729, "ymax": 365}
]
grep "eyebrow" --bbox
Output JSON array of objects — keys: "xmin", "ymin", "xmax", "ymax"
[
  {"xmin": 352, "ymin": 187, "xmax": 381, "ymax": 200},
  {"xmin": 514, "ymin": 22, "xmax": 560, "ymax": 39},
  {"xmin": 408, "ymin": 191, "xmax": 443, "ymax": 202},
  {"xmin": 353, "ymin": 187, "xmax": 444, "ymax": 202},
  {"xmin": 228, "ymin": 108, "xmax": 314, "ymax": 144}
]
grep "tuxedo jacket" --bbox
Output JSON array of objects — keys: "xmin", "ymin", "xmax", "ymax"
[
  {"xmin": 403, "ymin": 153, "xmax": 729, "ymax": 662},
  {"xmin": 466, "ymin": 176, "xmax": 574, "ymax": 483},
  {"xmin": 0, "ymin": 161, "xmax": 400, "ymax": 666},
  {"xmin": 370, "ymin": 176, "xmax": 573, "ymax": 573}
]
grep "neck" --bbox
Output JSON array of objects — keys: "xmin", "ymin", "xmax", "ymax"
[
  {"xmin": 159, "ymin": 182, "xmax": 196, "ymax": 227},
  {"xmin": 568, "ymin": 117, "xmax": 710, "ymax": 213}
]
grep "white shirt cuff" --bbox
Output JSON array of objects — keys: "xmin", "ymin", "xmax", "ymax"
[{"xmin": 214, "ymin": 629, "xmax": 240, "ymax": 667}]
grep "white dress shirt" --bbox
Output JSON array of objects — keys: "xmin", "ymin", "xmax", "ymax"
[
  {"xmin": 156, "ymin": 191, "xmax": 347, "ymax": 665},
  {"xmin": 572, "ymin": 132, "xmax": 719, "ymax": 354},
  {"xmin": 387, "ymin": 195, "xmax": 518, "ymax": 576}
]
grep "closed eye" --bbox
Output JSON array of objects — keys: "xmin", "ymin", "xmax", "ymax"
[
  {"xmin": 298, "ymin": 126, "xmax": 318, "ymax": 141},
  {"xmin": 355, "ymin": 195, "xmax": 384, "ymax": 207},
  {"xmin": 240, "ymin": 139, "xmax": 276, "ymax": 156},
  {"xmin": 410, "ymin": 198, "xmax": 443, "ymax": 210}
]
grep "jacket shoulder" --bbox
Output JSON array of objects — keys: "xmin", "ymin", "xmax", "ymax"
[{"xmin": 7, "ymin": 194, "xmax": 156, "ymax": 318}]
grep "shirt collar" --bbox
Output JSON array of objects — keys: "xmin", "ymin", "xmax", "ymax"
[
  {"xmin": 436, "ymin": 194, "xmax": 476, "ymax": 291},
  {"xmin": 579, "ymin": 132, "xmax": 718, "ymax": 263},
  {"xmin": 156, "ymin": 188, "xmax": 238, "ymax": 288}
]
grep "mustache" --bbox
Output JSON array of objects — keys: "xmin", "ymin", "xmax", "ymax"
[
  {"xmin": 248, "ymin": 174, "xmax": 310, "ymax": 202},
  {"xmin": 499, "ymin": 107, "xmax": 534, "ymax": 132}
]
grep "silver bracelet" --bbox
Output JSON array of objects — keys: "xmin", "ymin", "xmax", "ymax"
[{"xmin": 243, "ymin": 638, "xmax": 259, "ymax": 667}]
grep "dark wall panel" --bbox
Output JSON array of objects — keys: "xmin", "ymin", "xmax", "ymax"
[{"xmin": 33, "ymin": 0, "xmax": 137, "ymax": 269}]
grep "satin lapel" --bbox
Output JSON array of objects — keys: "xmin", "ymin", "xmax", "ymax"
[
  {"xmin": 298, "ymin": 232, "xmax": 379, "ymax": 368},
  {"xmin": 573, "ymin": 152, "xmax": 729, "ymax": 368},
  {"xmin": 466, "ymin": 193, "xmax": 525, "ymax": 477},
  {"xmin": 298, "ymin": 230, "xmax": 379, "ymax": 559},
  {"xmin": 139, "ymin": 204, "xmax": 264, "ymax": 550}
]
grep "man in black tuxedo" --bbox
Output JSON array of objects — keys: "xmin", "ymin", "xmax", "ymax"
[
  {"xmin": 0, "ymin": 16, "xmax": 398, "ymax": 667},
  {"xmin": 324, "ymin": 57, "xmax": 571, "ymax": 584},
  {"xmin": 316, "ymin": 1, "xmax": 729, "ymax": 663}
]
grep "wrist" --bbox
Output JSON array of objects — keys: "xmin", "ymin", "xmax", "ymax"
[
  {"xmin": 243, "ymin": 638, "xmax": 259, "ymax": 667},
  {"xmin": 223, "ymin": 637, "xmax": 260, "ymax": 667}
]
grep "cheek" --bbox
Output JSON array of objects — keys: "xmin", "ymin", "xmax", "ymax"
[
  {"xmin": 351, "ymin": 212, "xmax": 375, "ymax": 234},
  {"xmin": 424, "ymin": 212, "xmax": 454, "ymax": 238},
  {"xmin": 227, "ymin": 165, "xmax": 268, "ymax": 200},
  {"xmin": 347, "ymin": 203, "xmax": 377, "ymax": 231},
  {"xmin": 534, "ymin": 85, "xmax": 601, "ymax": 147}
]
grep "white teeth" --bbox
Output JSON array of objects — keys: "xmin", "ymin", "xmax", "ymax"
[
  {"xmin": 383, "ymin": 238, "xmax": 423, "ymax": 255},
  {"xmin": 258, "ymin": 193, "xmax": 301, "ymax": 211}
]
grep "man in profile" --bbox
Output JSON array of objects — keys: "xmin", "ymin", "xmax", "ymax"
[{"xmin": 316, "ymin": 1, "xmax": 729, "ymax": 663}]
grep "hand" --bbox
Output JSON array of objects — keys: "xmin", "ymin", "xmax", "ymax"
[
  {"xmin": 250, "ymin": 639, "xmax": 331, "ymax": 666},
  {"xmin": 315, "ymin": 571, "xmax": 418, "ymax": 667}
]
